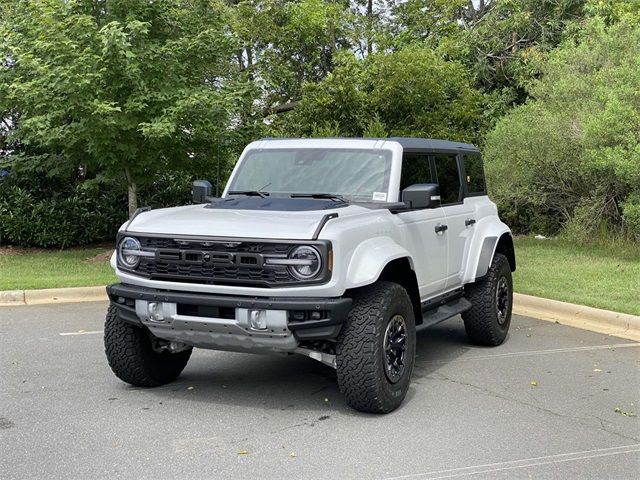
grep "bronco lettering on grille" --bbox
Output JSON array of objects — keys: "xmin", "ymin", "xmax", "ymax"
[{"xmin": 156, "ymin": 249, "xmax": 264, "ymax": 268}]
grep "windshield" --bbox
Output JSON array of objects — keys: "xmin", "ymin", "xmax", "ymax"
[{"xmin": 228, "ymin": 148, "xmax": 392, "ymax": 202}]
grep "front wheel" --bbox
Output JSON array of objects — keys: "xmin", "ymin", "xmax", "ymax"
[
  {"xmin": 462, "ymin": 253, "xmax": 513, "ymax": 346},
  {"xmin": 336, "ymin": 281, "xmax": 416, "ymax": 413},
  {"xmin": 104, "ymin": 305, "xmax": 192, "ymax": 387}
]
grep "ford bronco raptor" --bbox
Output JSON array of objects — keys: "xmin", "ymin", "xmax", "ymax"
[{"xmin": 104, "ymin": 138, "xmax": 515, "ymax": 413}]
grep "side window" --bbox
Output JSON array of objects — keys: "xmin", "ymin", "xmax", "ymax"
[
  {"xmin": 463, "ymin": 153, "xmax": 486, "ymax": 194},
  {"xmin": 400, "ymin": 153, "xmax": 433, "ymax": 191},
  {"xmin": 433, "ymin": 154, "xmax": 461, "ymax": 205}
]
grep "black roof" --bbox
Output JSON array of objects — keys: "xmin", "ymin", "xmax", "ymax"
[
  {"xmin": 387, "ymin": 137, "xmax": 478, "ymax": 153},
  {"xmin": 259, "ymin": 137, "xmax": 479, "ymax": 153}
]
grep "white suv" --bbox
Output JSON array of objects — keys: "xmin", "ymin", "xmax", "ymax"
[{"xmin": 104, "ymin": 138, "xmax": 516, "ymax": 413}]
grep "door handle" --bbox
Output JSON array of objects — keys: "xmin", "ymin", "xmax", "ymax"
[
  {"xmin": 435, "ymin": 224, "xmax": 448, "ymax": 234},
  {"xmin": 465, "ymin": 218, "xmax": 476, "ymax": 227}
]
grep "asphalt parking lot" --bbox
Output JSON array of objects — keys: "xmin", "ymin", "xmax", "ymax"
[{"xmin": 1, "ymin": 301, "xmax": 638, "ymax": 479}]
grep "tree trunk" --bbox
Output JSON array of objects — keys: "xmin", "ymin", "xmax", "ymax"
[
  {"xmin": 367, "ymin": 0, "xmax": 373, "ymax": 56},
  {"xmin": 124, "ymin": 167, "xmax": 138, "ymax": 217}
]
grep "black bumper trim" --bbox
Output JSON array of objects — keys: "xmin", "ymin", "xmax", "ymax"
[{"xmin": 107, "ymin": 283, "xmax": 351, "ymax": 336}]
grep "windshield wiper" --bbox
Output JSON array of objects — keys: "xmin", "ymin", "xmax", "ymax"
[
  {"xmin": 290, "ymin": 193, "xmax": 349, "ymax": 203},
  {"xmin": 227, "ymin": 190, "xmax": 270, "ymax": 198}
]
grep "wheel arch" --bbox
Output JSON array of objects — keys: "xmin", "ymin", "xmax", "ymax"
[
  {"xmin": 463, "ymin": 219, "xmax": 516, "ymax": 284},
  {"xmin": 471, "ymin": 232, "xmax": 516, "ymax": 283},
  {"xmin": 495, "ymin": 233, "xmax": 516, "ymax": 272},
  {"xmin": 376, "ymin": 258, "xmax": 422, "ymax": 326},
  {"xmin": 344, "ymin": 237, "xmax": 414, "ymax": 288},
  {"xmin": 345, "ymin": 256, "xmax": 422, "ymax": 326}
]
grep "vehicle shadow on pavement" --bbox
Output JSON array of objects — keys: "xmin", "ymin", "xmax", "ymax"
[
  {"xmin": 414, "ymin": 317, "xmax": 472, "ymax": 375},
  {"xmin": 134, "ymin": 317, "xmax": 471, "ymax": 414}
]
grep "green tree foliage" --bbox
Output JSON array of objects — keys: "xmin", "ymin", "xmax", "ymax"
[
  {"xmin": 484, "ymin": 16, "xmax": 640, "ymax": 240},
  {"xmin": 460, "ymin": 0, "xmax": 585, "ymax": 96},
  {"xmin": 388, "ymin": 0, "xmax": 469, "ymax": 49},
  {"xmin": 230, "ymin": 0, "xmax": 350, "ymax": 109},
  {"xmin": 1, "ymin": 0, "xmax": 640, "ymax": 247},
  {"xmin": 0, "ymin": 0, "xmax": 253, "ymax": 214},
  {"xmin": 274, "ymin": 48, "xmax": 482, "ymax": 142},
  {"xmin": 383, "ymin": 0, "xmax": 586, "ymax": 110}
]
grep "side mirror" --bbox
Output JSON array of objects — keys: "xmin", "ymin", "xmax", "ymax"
[
  {"xmin": 192, "ymin": 180, "xmax": 212, "ymax": 204},
  {"xmin": 402, "ymin": 184, "xmax": 441, "ymax": 209}
]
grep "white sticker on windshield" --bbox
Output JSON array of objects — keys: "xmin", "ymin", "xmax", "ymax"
[{"xmin": 372, "ymin": 192, "xmax": 387, "ymax": 201}]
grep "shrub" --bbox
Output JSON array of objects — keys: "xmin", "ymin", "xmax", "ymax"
[
  {"xmin": 0, "ymin": 184, "xmax": 126, "ymax": 248},
  {"xmin": 0, "ymin": 167, "xmax": 197, "ymax": 248},
  {"xmin": 484, "ymin": 18, "xmax": 640, "ymax": 239},
  {"xmin": 622, "ymin": 193, "xmax": 640, "ymax": 240}
]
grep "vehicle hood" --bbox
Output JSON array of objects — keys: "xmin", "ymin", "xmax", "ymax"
[{"xmin": 124, "ymin": 203, "xmax": 370, "ymax": 240}]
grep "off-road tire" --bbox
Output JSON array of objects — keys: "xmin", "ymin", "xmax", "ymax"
[
  {"xmin": 462, "ymin": 253, "xmax": 513, "ymax": 346},
  {"xmin": 104, "ymin": 305, "xmax": 192, "ymax": 387},
  {"xmin": 336, "ymin": 281, "xmax": 416, "ymax": 414}
]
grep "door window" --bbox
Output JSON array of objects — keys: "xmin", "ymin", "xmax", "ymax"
[
  {"xmin": 433, "ymin": 154, "xmax": 462, "ymax": 204},
  {"xmin": 463, "ymin": 153, "xmax": 486, "ymax": 194},
  {"xmin": 400, "ymin": 153, "xmax": 433, "ymax": 191}
]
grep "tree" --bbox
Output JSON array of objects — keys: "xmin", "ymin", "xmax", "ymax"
[
  {"xmin": 460, "ymin": 0, "xmax": 585, "ymax": 101},
  {"xmin": 273, "ymin": 47, "xmax": 482, "ymax": 142},
  {"xmin": 484, "ymin": 15, "xmax": 640, "ymax": 240},
  {"xmin": 385, "ymin": 0, "xmax": 586, "ymax": 111},
  {"xmin": 387, "ymin": 0, "xmax": 468, "ymax": 49},
  {"xmin": 229, "ymin": 0, "xmax": 351, "ymax": 112},
  {"xmin": 0, "ymin": 0, "xmax": 252, "ymax": 215}
]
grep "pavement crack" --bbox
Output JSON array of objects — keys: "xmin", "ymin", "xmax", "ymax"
[
  {"xmin": 431, "ymin": 372, "xmax": 640, "ymax": 443},
  {"xmin": 269, "ymin": 421, "xmax": 311, "ymax": 434}
]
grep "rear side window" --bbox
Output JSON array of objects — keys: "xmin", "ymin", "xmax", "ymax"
[
  {"xmin": 463, "ymin": 153, "xmax": 486, "ymax": 194},
  {"xmin": 400, "ymin": 153, "xmax": 433, "ymax": 191},
  {"xmin": 433, "ymin": 154, "xmax": 461, "ymax": 204}
]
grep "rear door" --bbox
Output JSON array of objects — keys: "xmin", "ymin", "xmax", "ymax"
[{"xmin": 432, "ymin": 153, "xmax": 475, "ymax": 290}]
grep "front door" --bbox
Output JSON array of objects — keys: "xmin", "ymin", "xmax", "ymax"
[
  {"xmin": 395, "ymin": 208, "xmax": 448, "ymax": 298},
  {"xmin": 395, "ymin": 151, "xmax": 448, "ymax": 298}
]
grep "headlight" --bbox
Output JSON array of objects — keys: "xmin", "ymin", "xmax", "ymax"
[
  {"xmin": 118, "ymin": 236, "xmax": 142, "ymax": 269},
  {"xmin": 288, "ymin": 246, "xmax": 322, "ymax": 280}
]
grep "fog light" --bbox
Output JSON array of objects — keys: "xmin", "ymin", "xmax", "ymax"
[
  {"xmin": 292, "ymin": 311, "xmax": 306, "ymax": 321},
  {"xmin": 148, "ymin": 302, "xmax": 164, "ymax": 322},
  {"xmin": 250, "ymin": 310, "xmax": 267, "ymax": 330},
  {"xmin": 310, "ymin": 311, "xmax": 322, "ymax": 320}
]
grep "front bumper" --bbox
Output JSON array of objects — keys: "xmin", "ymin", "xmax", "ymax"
[{"xmin": 107, "ymin": 283, "xmax": 352, "ymax": 353}]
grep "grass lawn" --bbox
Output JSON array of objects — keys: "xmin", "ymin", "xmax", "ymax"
[
  {"xmin": 0, "ymin": 238, "xmax": 638, "ymax": 315},
  {"xmin": 513, "ymin": 237, "xmax": 640, "ymax": 316},
  {"xmin": 0, "ymin": 247, "xmax": 116, "ymax": 290}
]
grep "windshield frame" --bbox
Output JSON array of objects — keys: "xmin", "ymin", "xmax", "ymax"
[{"xmin": 225, "ymin": 147, "xmax": 395, "ymax": 203}]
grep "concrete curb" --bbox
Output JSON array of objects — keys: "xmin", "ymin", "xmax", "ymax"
[
  {"xmin": 513, "ymin": 293, "xmax": 640, "ymax": 342},
  {"xmin": 1, "ymin": 285, "xmax": 638, "ymax": 341},
  {"xmin": 0, "ymin": 286, "xmax": 108, "ymax": 306}
]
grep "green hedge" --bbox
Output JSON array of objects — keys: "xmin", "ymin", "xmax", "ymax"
[
  {"xmin": 0, "ymin": 170, "xmax": 195, "ymax": 248},
  {"xmin": 0, "ymin": 185, "xmax": 126, "ymax": 248}
]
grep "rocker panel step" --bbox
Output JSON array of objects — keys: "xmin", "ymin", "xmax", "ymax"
[{"xmin": 418, "ymin": 297, "xmax": 472, "ymax": 331}]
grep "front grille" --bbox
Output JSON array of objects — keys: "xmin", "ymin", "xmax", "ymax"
[
  {"xmin": 128, "ymin": 236, "xmax": 321, "ymax": 287},
  {"xmin": 138, "ymin": 259, "xmax": 292, "ymax": 285}
]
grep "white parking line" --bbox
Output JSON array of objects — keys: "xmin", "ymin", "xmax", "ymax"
[
  {"xmin": 381, "ymin": 444, "xmax": 640, "ymax": 480},
  {"xmin": 59, "ymin": 330, "xmax": 103, "ymax": 336},
  {"xmin": 422, "ymin": 342, "xmax": 640, "ymax": 364}
]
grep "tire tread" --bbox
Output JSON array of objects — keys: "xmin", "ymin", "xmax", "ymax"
[
  {"xmin": 104, "ymin": 305, "xmax": 191, "ymax": 387},
  {"xmin": 336, "ymin": 282, "xmax": 414, "ymax": 413},
  {"xmin": 462, "ymin": 253, "xmax": 512, "ymax": 346}
]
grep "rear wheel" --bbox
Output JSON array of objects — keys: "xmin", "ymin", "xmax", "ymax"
[
  {"xmin": 336, "ymin": 282, "xmax": 416, "ymax": 413},
  {"xmin": 462, "ymin": 253, "xmax": 513, "ymax": 346},
  {"xmin": 104, "ymin": 305, "xmax": 192, "ymax": 387}
]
